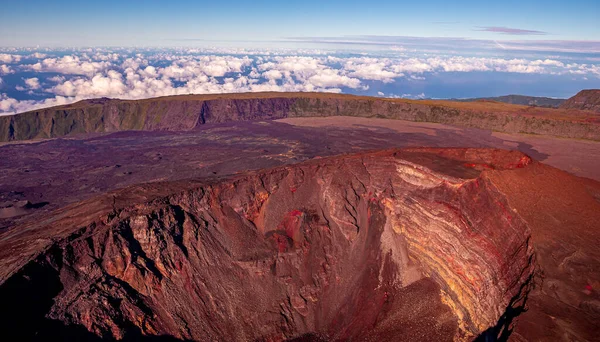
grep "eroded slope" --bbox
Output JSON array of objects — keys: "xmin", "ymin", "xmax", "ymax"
[{"xmin": 0, "ymin": 148, "xmax": 535, "ymax": 341}]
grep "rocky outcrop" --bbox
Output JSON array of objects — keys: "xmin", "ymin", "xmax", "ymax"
[
  {"xmin": 560, "ymin": 89, "xmax": 600, "ymax": 112},
  {"xmin": 1, "ymin": 92, "xmax": 599, "ymax": 142},
  {"xmin": 0, "ymin": 148, "xmax": 535, "ymax": 341}
]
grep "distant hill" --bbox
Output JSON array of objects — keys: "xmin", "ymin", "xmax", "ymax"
[
  {"xmin": 457, "ymin": 95, "xmax": 565, "ymax": 108},
  {"xmin": 560, "ymin": 89, "xmax": 600, "ymax": 112}
]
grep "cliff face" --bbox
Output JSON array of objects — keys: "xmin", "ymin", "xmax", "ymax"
[
  {"xmin": 0, "ymin": 148, "xmax": 535, "ymax": 341},
  {"xmin": 1, "ymin": 92, "xmax": 599, "ymax": 142},
  {"xmin": 560, "ymin": 89, "xmax": 600, "ymax": 112}
]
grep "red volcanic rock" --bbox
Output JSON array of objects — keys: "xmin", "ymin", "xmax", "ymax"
[{"xmin": 0, "ymin": 148, "xmax": 536, "ymax": 341}]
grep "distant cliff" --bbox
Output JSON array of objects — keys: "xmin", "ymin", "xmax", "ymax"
[
  {"xmin": 1, "ymin": 92, "xmax": 599, "ymax": 142},
  {"xmin": 560, "ymin": 89, "xmax": 600, "ymax": 112},
  {"xmin": 458, "ymin": 95, "xmax": 565, "ymax": 108}
]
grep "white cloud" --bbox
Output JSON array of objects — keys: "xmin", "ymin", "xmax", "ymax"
[
  {"xmin": 48, "ymin": 75, "xmax": 66, "ymax": 83},
  {"xmin": 50, "ymin": 71, "xmax": 127, "ymax": 97},
  {"xmin": 391, "ymin": 58, "xmax": 434, "ymax": 74},
  {"xmin": 121, "ymin": 57, "xmax": 146, "ymax": 71},
  {"xmin": 503, "ymin": 64, "xmax": 544, "ymax": 73},
  {"xmin": 257, "ymin": 56, "xmax": 366, "ymax": 89},
  {"xmin": 29, "ymin": 52, "xmax": 48, "ymax": 59},
  {"xmin": 0, "ymin": 94, "xmax": 18, "ymax": 112},
  {"xmin": 158, "ymin": 56, "xmax": 252, "ymax": 80},
  {"xmin": 426, "ymin": 57, "xmax": 491, "ymax": 72},
  {"xmin": 139, "ymin": 65, "xmax": 158, "ymax": 78},
  {"xmin": 307, "ymin": 69, "xmax": 362, "ymax": 89},
  {"xmin": 531, "ymin": 59, "xmax": 564, "ymax": 67},
  {"xmin": 0, "ymin": 93, "xmax": 71, "ymax": 115},
  {"xmin": 24, "ymin": 77, "xmax": 41, "ymax": 90},
  {"xmin": 262, "ymin": 69, "xmax": 283, "ymax": 81},
  {"xmin": 258, "ymin": 56, "xmax": 325, "ymax": 83},
  {"xmin": 92, "ymin": 52, "xmax": 120, "ymax": 61},
  {"xmin": 0, "ymin": 65, "xmax": 14, "ymax": 74},
  {"xmin": 0, "ymin": 54, "xmax": 21, "ymax": 64},
  {"xmin": 345, "ymin": 59, "xmax": 401, "ymax": 83},
  {"xmin": 24, "ymin": 55, "xmax": 112, "ymax": 76},
  {"xmin": 248, "ymin": 68, "xmax": 260, "ymax": 78},
  {"xmin": 401, "ymin": 92, "xmax": 426, "ymax": 99}
]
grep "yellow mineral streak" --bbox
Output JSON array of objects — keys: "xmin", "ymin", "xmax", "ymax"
[
  {"xmin": 256, "ymin": 191, "xmax": 269, "ymax": 203},
  {"xmin": 440, "ymin": 289, "xmax": 473, "ymax": 341},
  {"xmin": 402, "ymin": 237, "xmax": 484, "ymax": 331},
  {"xmin": 395, "ymin": 164, "xmax": 444, "ymax": 188},
  {"xmin": 389, "ymin": 163, "xmax": 500, "ymax": 335}
]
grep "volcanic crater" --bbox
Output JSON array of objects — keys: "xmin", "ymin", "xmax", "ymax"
[
  {"xmin": 0, "ymin": 148, "xmax": 536, "ymax": 341},
  {"xmin": 2, "ymin": 91, "xmax": 600, "ymax": 341}
]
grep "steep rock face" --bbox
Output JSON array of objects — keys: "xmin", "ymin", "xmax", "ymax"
[
  {"xmin": 560, "ymin": 89, "xmax": 600, "ymax": 112},
  {"xmin": 1, "ymin": 92, "xmax": 599, "ymax": 142},
  {"xmin": 0, "ymin": 149, "xmax": 535, "ymax": 341}
]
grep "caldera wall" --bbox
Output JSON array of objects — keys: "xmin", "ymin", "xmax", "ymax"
[{"xmin": 1, "ymin": 93, "xmax": 599, "ymax": 142}]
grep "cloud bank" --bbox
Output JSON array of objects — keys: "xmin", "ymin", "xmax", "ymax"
[{"xmin": 0, "ymin": 47, "xmax": 598, "ymax": 115}]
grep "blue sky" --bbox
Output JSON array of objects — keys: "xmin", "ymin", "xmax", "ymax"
[{"xmin": 1, "ymin": 0, "xmax": 599, "ymax": 46}]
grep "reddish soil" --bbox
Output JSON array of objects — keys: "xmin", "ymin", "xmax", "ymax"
[{"xmin": 488, "ymin": 163, "xmax": 600, "ymax": 341}]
